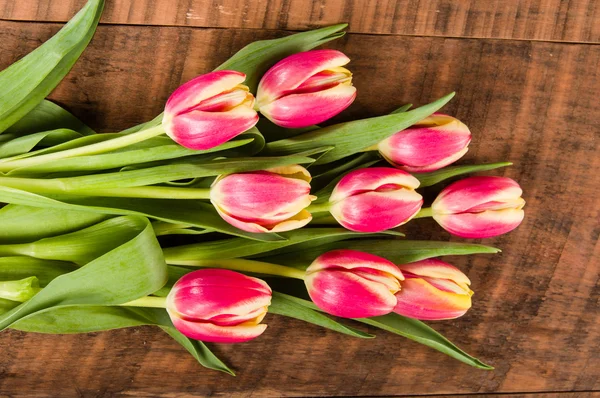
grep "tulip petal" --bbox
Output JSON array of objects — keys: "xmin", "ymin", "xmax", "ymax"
[
  {"xmin": 432, "ymin": 176, "xmax": 523, "ymax": 214},
  {"xmin": 165, "ymin": 70, "xmax": 247, "ymax": 118},
  {"xmin": 399, "ymin": 147, "xmax": 469, "ymax": 173},
  {"xmin": 330, "ymin": 167, "xmax": 421, "ymax": 203},
  {"xmin": 266, "ymin": 164, "xmax": 312, "ymax": 182},
  {"xmin": 257, "ymin": 49, "xmax": 350, "ymax": 105},
  {"xmin": 394, "ymin": 278, "xmax": 472, "ymax": 320},
  {"xmin": 260, "ymin": 84, "xmax": 356, "ymax": 128},
  {"xmin": 397, "ymin": 259, "xmax": 471, "ymax": 287},
  {"xmin": 169, "ymin": 312, "xmax": 268, "ymax": 343},
  {"xmin": 434, "ymin": 208, "xmax": 525, "ymax": 238},
  {"xmin": 305, "ymin": 269, "xmax": 398, "ymax": 318},
  {"xmin": 164, "ymin": 107, "xmax": 259, "ymax": 150},
  {"xmin": 215, "ymin": 207, "xmax": 313, "ymax": 233},
  {"xmin": 307, "ymin": 249, "xmax": 405, "ymax": 281},
  {"xmin": 211, "ymin": 172, "xmax": 313, "ymax": 221},
  {"xmin": 330, "ymin": 189, "xmax": 423, "ymax": 232}
]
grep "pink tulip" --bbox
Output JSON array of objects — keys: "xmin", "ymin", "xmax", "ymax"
[
  {"xmin": 166, "ymin": 269, "xmax": 272, "ymax": 343},
  {"xmin": 432, "ymin": 176, "xmax": 525, "ymax": 238},
  {"xmin": 163, "ymin": 70, "xmax": 259, "ymax": 150},
  {"xmin": 393, "ymin": 259, "xmax": 473, "ymax": 320},
  {"xmin": 329, "ymin": 167, "xmax": 423, "ymax": 232},
  {"xmin": 377, "ymin": 114, "xmax": 472, "ymax": 172},
  {"xmin": 256, "ymin": 50, "xmax": 357, "ymax": 128},
  {"xmin": 305, "ymin": 250, "xmax": 405, "ymax": 318},
  {"xmin": 210, "ymin": 165, "xmax": 317, "ymax": 233}
]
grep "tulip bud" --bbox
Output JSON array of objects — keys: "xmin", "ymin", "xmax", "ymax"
[
  {"xmin": 377, "ymin": 114, "xmax": 471, "ymax": 172},
  {"xmin": 393, "ymin": 259, "xmax": 473, "ymax": 320},
  {"xmin": 432, "ymin": 176, "xmax": 525, "ymax": 238},
  {"xmin": 305, "ymin": 250, "xmax": 405, "ymax": 318},
  {"xmin": 329, "ymin": 167, "xmax": 423, "ymax": 232},
  {"xmin": 166, "ymin": 269, "xmax": 272, "ymax": 343},
  {"xmin": 256, "ymin": 49, "xmax": 357, "ymax": 128},
  {"xmin": 163, "ymin": 70, "xmax": 259, "ymax": 150},
  {"xmin": 210, "ymin": 165, "xmax": 317, "ymax": 233}
]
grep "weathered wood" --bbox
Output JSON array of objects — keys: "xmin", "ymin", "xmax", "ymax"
[
  {"xmin": 1, "ymin": 0, "xmax": 599, "ymax": 43},
  {"xmin": 0, "ymin": 20, "xmax": 599, "ymax": 396}
]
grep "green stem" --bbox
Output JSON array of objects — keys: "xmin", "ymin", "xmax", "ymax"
[
  {"xmin": 0, "ymin": 277, "xmax": 40, "ymax": 302},
  {"xmin": 306, "ymin": 201, "xmax": 331, "ymax": 213},
  {"xmin": 120, "ymin": 295, "xmax": 167, "ymax": 308},
  {"xmin": 413, "ymin": 207, "xmax": 433, "ymax": 219},
  {"xmin": 0, "ymin": 176, "xmax": 211, "ymax": 199},
  {"xmin": 0, "ymin": 125, "xmax": 165, "ymax": 172},
  {"xmin": 310, "ymin": 214, "xmax": 339, "ymax": 225},
  {"xmin": 166, "ymin": 258, "xmax": 306, "ymax": 280}
]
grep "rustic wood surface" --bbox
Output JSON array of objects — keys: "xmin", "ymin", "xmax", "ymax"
[{"xmin": 0, "ymin": 0, "xmax": 599, "ymax": 396}]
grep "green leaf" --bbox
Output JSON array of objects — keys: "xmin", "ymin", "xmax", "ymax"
[
  {"xmin": 0, "ymin": 186, "xmax": 284, "ymax": 242},
  {"xmin": 7, "ymin": 137, "xmax": 254, "ymax": 176},
  {"xmin": 0, "ymin": 257, "xmax": 76, "ymax": 286},
  {"xmin": 359, "ymin": 314, "xmax": 492, "ymax": 369},
  {"xmin": 0, "ymin": 215, "xmax": 168, "ymax": 330},
  {"xmin": 0, "ymin": 217, "xmax": 160, "ymax": 265},
  {"xmin": 270, "ymin": 292, "xmax": 373, "ymax": 339},
  {"xmin": 119, "ymin": 25, "xmax": 347, "ymax": 134},
  {"xmin": 163, "ymin": 228, "xmax": 381, "ymax": 262},
  {"xmin": 0, "ymin": 0, "xmax": 104, "ymax": 133},
  {"xmin": 263, "ymin": 93, "xmax": 455, "ymax": 165},
  {"xmin": 4, "ymin": 100, "xmax": 95, "ymax": 137},
  {"xmin": 0, "ymin": 129, "xmax": 83, "ymax": 159},
  {"xmin": 258, "ymin": 239, "xmax": 499, "ymax": 268},
  {"xmin": 11, "ymin": 305, "xmax": 234, "ymax": 375},
  {"xmin": 416, "ymin": 162, "xmax": 513, "ymax": 187},
  {"xmin": 0, "ymin": 204, "xmax": 108, "ymax": 243}
]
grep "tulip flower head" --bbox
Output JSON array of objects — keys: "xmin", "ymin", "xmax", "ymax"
[
  {"xmin": 393, "ymin": 259, "xmax": 473, "ymax": 320},
  {"xmin": 305, "ymin": 250, "xmax": 405, "ymax": 318},
  {"xmin": 432, "ymin": 176, "xmax": 525, "ymax": 238},
  {"xmin": 166, "ymin": 269, "xmax": 272, "ymax": 343},
  {"xmin": 163, "ymin": 70, "xmax": 259, "ymax": 150},
  {"xmin": 210, "ymin": 165, "xmax": 317, "ymax": 233},
  {"xmin": 378, "ymin": 114, "xmax": 472, "ymax": 173},
  {"xmin": 256, "ymin": 49, "xmax": 357, "ymax": 128},
  {"xmin": 329, "ymin": 167, "xmax": 423, "ymax": 232}
]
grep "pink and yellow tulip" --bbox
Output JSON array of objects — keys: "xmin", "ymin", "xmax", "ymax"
[
  {"xmin": 305, "ymin": 250, "xmax": 405, "ymax": 318},
  {"xmin": 329, "ymin": 167, "xmax": 423, "ymax": 232},
  {"xmin": 377, "ymin": 114, "xmax": 472, "ymax": 172},
  {"xmin": 210, "ymin": 165, "xmax": 317, "ymax": 233},
  {"xmin": 393, "ymin": 259, "xmax": 473, "ymax": 320},
  {"xmin": 256, "ymin": 49, "xmax": 356, "ymax": 128},
  {"xmin": 432, "ymin": 176, "xmax": 525, "ymax": 238},
  {"xmin": 163, "ymin": 70, "xmax": 259, "ymax": 150},
  {"xmin": 166, "ymin": 269, "xmax": 272, "ymax": 343}
]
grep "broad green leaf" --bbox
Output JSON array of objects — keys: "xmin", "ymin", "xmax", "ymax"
[
  {"xmin": 359, "ymin": 314, "xmax": 492, "ymax": 369},
  {"xmin": 4, "ymin": 100, "xmax": 95, "ymax": 137},
  {"xmin": 11, "ymin": 305, "xmax": 234, "ymax": 375},
  {"xmin": 258, "ymin": 239, "xmax": 499, "ymax": 268},
  {"xmin": 0, "ymin": 186, "xmax": 284, "ymax": 242},
  {"xmin": 0, "ymin": 204, "xmax": 108, "ymax": 243},
  {"xmin": 163, "ymin": 228, "xmax": 381, "ymax": 262},
  {"xmin": 262, "ymin": 93, "xmax": 455, "ymax": 165},
  {"xmin": 0, "ymin": 0, "xmax": 104, "ymax": 133},
  {"xmin": 0, "ymin": 217, "xmax": 159, "ymax": 265},
  {"xmin": 256, "ymin": 118, "xmax": 320, "ymax": 142},
  {"xmin": 0, "ymin": 257, "xmax": 76, "ymax": 286},
  {"xmin": 7, "ymin": 137, "xmax": 254, "ymax": 176},
  {"xmin": 270, "ymin": 292, "xmax": 373, "ymax": 339},
  {"xmin": 416, "ymin": 162, "xmax": 513, "ymax": 187},
  {"xmin": 0, "ymin": 129, "xmax": 83, "ymax": 159},
  {"xmin": 118, "ymin": 25, "xmax": 347, "ymax": 134},
  {"xmin": 0, "ymin": 215, "xmax": 168, "ymax": 330}
]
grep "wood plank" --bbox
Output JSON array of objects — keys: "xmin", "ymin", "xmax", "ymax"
[
  {"xmin": 1, "ymin": 0, "xmax": 599, "ymax": 43},
  {"xmin": 0, "ymin": 21, "xmax": 599, "ymax": 396}
]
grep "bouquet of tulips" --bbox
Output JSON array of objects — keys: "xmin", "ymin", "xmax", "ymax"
[{"xmin": 0, "ymin": 0, "xmax": 525, "ymax": 374}]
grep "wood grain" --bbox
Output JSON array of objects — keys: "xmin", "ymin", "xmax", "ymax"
[
  {"xmin": 1, "ymin": 0, "xmax": 599, "ymax": 43},
  {"xmin": 0, "ymin": 20, "xmax": 599, "ymax": 397}
]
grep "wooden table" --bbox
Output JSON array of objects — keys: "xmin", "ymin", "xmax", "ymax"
[{"xmin": 0, "ymin": 1, "xmax": 598, "ymax": 396}]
